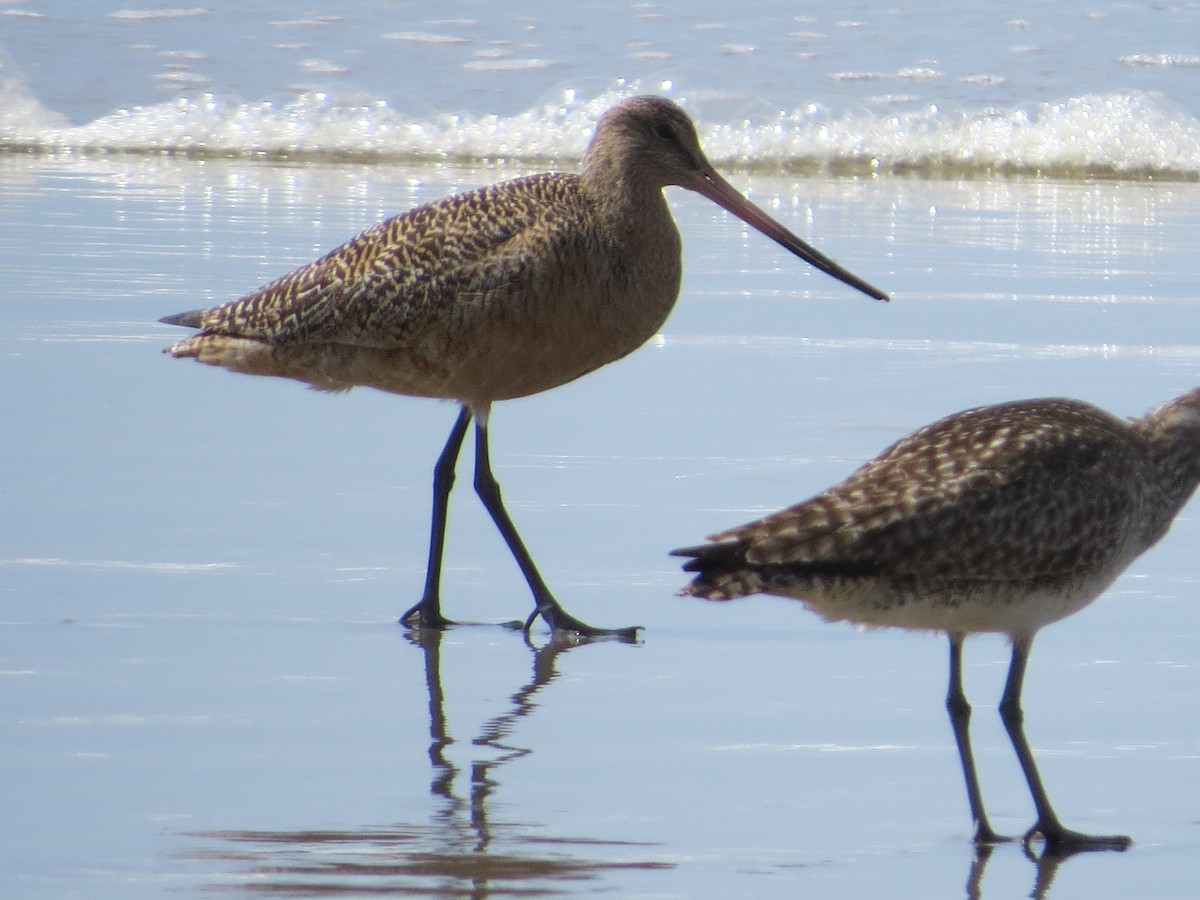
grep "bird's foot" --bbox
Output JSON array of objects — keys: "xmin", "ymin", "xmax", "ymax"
[
  {"xmin": 1023, "ymin": 821, "xmax": 1131, "ymax": 858},
  {"xmin": 972, "ymin": 824, "xmax": 1019, "ymax": 846},
  {"xmin": 399, "ymin": 597, "xmax": 461, "ymax": 630},
  {"xmin": 399, "ymin": 601, "xmax": 523, "ymax": 632},
  {"xmin": 526, "ymin": 602, "xmax": 641, "ymax": 642}
]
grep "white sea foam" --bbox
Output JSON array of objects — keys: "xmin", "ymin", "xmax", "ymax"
[
  {"xmin": 108, "ymin": 7, "xmax": 209, "ymax": 20},
  {"xmin": 2, "ymin": 75, "xmax": 1199, "ymax": 178},
  {"xmin": 1119, "ymin": 53, "xmax": 1200, "ymax": 69},
  {"xmin": 461, "ymin": 57, "xmax": 558, "ymax": 73},
  {"xmin": 383, "ymin": 31, "xmax": 471, "ymax": 45}
]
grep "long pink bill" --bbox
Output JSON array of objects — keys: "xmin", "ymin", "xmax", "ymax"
[{"xmin": 694, "ymin": 168, "xmax": 889, "ymax": 302}]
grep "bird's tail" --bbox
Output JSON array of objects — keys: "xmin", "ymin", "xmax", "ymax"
[
  {"xmin": 670, "ymin": 542, "xmax": 764, "ymax": 601},
  {"xmin": 159, "ymin": 309, "xmax": 205, "ymax": 329}
]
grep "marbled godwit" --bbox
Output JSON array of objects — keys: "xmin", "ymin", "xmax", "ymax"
[
  {"xmin": 674, "ymin": 388, "xmax": 1200, "ymax": 853},
  {"xmin": 160, "ymin": 95, "xmax": 888, "ymax": 638}
]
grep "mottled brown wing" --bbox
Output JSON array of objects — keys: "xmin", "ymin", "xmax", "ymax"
[
  {"xmin": 185, "ymin": 173, "xmax": 586, "ymax": 348},
  {"xmin": 718, "ymin": 399, "xmax": 1143, "ymax": 581}
]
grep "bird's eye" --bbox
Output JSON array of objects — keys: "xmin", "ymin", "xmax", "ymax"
[{"xmin": 654, "ymin": 123, "xmax": 674, "ymax": 142}]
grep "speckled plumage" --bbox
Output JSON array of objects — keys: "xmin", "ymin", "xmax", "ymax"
[
  {"xmin": 674, "ymin": 388, "xmax": 1200, "ymax": 852},
  {"xmin": 675, "ymin": 389, "xmax": 1200, "ymax": 636},
  {"xmin": 163, "ymin": 97, "xmax": 885, "ymax": 408},
  {"xmin": 163, "ymin": 172, "xmax": 682, "ymax": 405},
  {"xmin": 159, "ymin": 96, "xmax": 887, "ymax": 637}
]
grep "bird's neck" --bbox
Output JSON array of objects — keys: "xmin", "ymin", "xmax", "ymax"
[
  {"xmin": 580, "ymin": 150, "xmax": 669, "ymax": 218},
  {"xmin": 1137, "ymin": 416, "xmax": 1200, "ymax": 544}
]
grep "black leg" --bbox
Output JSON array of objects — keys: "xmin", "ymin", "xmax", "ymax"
[
  {"xmin": 400, "ymin": 406, "xmax": 472, "ymax": 628},
  {"xmin": 999, "ymin": 635, "xmax": 1131, "ymax": 855},
  {"xmin": 946, "ymin": 634, "xmax": 1012, "ymax": 845},
  {"xmin": 470, "ymin": 409, "xmax": 640, "ymax": 639}
]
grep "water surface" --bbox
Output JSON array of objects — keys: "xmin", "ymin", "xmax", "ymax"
[
  {"xmin": 3, "ymin": 153, "xmax": 1200, "ymax": 897},
  {"xmin": 4, "ymin": 1, "xmax": 1200, "ymax": 896}
]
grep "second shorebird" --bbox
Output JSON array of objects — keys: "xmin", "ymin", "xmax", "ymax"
[
  {"xmin": 161, "ymin": 95, "xmax": 888, "ymax": 637},
  {"xmin": 675, "ymin": 388, "xmax": 1200, "ymax": 853}
]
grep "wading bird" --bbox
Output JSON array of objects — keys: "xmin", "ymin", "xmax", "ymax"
[
  {"xmin": 161, "ymin": 95, "xmax": 888, "ymax": 637},
  {"xmin": 675, "ymin": 388, "xmax": 1200, "ymax": 852}
]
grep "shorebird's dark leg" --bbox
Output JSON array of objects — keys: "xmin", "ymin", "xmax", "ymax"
[
  {"xmin": 946, "ymin": 634, "xmax": 1012, "ymax": 845},
  {"xmin": 999, "ymin": 635, "xmax": 1131, "ymax": 855},
  {"xmin": 470, "ymin": 408, "xmax": 640, "ymax": 639},
  {"xmin": 400, "ymin": 405, "xmax": 472, "ymax": 628}
]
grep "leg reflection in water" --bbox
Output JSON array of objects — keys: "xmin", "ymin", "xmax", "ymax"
[{"xmin": 186, "ymin": 630, "xmax": 668, "ymax": 894}]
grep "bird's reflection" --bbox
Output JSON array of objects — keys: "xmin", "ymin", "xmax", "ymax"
[
  {"xmin": 965, "ymin": 829, "xmax": 1115, "ymax": 899},
  {"xmin": 177, "ymin": 627, "xmax": 1114, "ymax": 896},
  {"xmin": 415, "ymin": 626, "xmax": 578, "ymax": 857},
  {"xmin": 185, "ymin": 628, "xmax": 668, "ymax": 896}
]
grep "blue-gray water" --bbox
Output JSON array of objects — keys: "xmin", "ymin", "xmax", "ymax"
[
  {"xmin": 4, "ymin": 2, "xmax": 1200, "ymax": 898},
  {"xmin": 5, "ymin": 1, "xmax": 1200, "ymax": 174}
]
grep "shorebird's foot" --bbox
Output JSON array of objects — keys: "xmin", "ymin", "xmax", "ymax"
[
  {"xmin": 526, "ymin": 603, "xmax": 641, "ymax": 641},
  {"xmin": 972, "ymin": 824, "xmax": 1019, "ymax": 846},
  {"xmin": 1023, "ymin": 822, "xmax": 1131, "ymax": 857},
  {"xmin": 399, "ymin": 601, "xmax": 523, "ymax": 632},
  {"xmin": 399, "ymin": 603, "xmax": 455, "ymax": 629}
]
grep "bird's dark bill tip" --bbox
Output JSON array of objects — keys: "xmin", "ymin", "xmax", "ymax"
[{"xmin": 825, "ymin": 267, "xmax": 889, "ymax": 302}]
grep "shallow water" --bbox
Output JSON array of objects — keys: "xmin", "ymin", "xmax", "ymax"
[{"xmin": 3, "ymin": 152, "xmax": 1200, "ymax": 897}]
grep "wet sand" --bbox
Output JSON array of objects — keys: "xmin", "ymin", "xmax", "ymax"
[{"xmin": 2, "ymin": 154, "xmax": 1200, "ymax": 897}]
